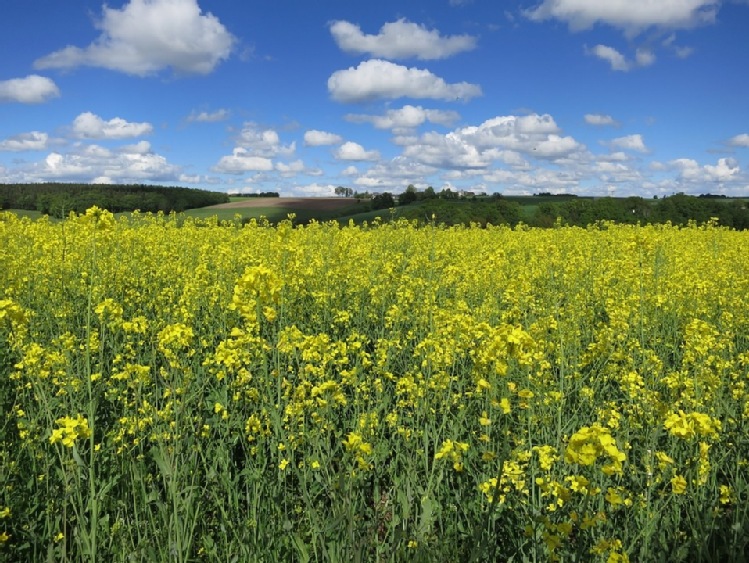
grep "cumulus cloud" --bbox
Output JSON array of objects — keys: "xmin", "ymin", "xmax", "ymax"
[
  {"xmin": 0, "ymin": 132, "xmax": 49, "ymax": 152},
  {"xmin": 213, "ymin": 147, "xmax": 274, "ymax": 174},
  {"xmin": 588, "ymin": 44, "xmax": 655, "ymax": 71},
  {"xmin": 352, "ymin": 157, "xmax": 438, "ymax": 190},
  {"xmin": 187, "ymin": 108, "xmax": 229, "ymax": 122},
  {"xmin": 329, "ymin": 19, "xmax": 477, "ymax": 60},
  {"xmin": 334, "ymin": 141, "xmax": 380, "ymax": 161},
  {"xmin": 525, "ymin": 0, "xmax": 719, "ymax": 35},
  {"xmin": 607, "ymin": 134, "xmax": 648, "ymax": 152},
  {"xmin": 304, "ymin": 130, "xmax": 343, "ymax": 146},
  {"xmin": 481, "ymin": 167, "xmax": 584, "ymax": 193},
  {"xmin": 286, "ymin": 183, "xmax": 341, "ymax": 197},
  {"xmin": 23, "ymin": 142, "xmax": 180, "ymax": 183},
  {"xmin": 728, "ymin": 133, "xmax": 749, "ymax": 147},
  {"xmin": 72, "ymin": 112, "xmax": 153, "ymax": 139},
  {"xmin": 235, "ymin": 123, "xmax": 295, "ymax": 157},
  {"xmin": 34, "ymin": 0, "xmax": 235, "ymax": 76},
  {"xmin": 328, "ymin": 59, "xmax": 482, "ymax": 103},
  {"xmin": 0, "ymin": 75, "xmax": 60, "ymax": 103},
  {"xmin": 119, "ymin": 140, "xmax": 152, "ymax": 154},
  {"xmin": 275, "ymin": 159, "xmax": 319, "ymax": 178},
  {"xmin": 670, "ymin": 157, "xmax": 741, "ymax": 183},
  {"xmin": 398, "ymin": 113, "xmax": 584, "ymax": 170},
  {"xmin": 585, "ymin": 113, "xmax": 620, "ymax": 126},
  {"xmin": 345, "ymin": 105, "xmax": 460, "ymax": 130},
  {"xmin": 704, "ymin": 157, "xmax": 740, "ymax": 181},
  {"xmin": 212, "ymin": 123, "xmax": 295, "ymax": 175}
]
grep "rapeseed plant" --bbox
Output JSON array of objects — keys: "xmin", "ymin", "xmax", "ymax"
[{"xmin": 1, "ymin": 211, "xmax": 748, "ymax": 561}]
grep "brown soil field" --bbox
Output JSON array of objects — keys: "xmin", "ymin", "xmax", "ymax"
[{"xmin": 208, "ymin": 198, "xmax": 357, "ymax": 211}]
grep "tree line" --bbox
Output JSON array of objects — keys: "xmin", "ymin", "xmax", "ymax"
[
  {"xmin": 0, "ymin": 183, "xmax": 230, "ymax": 217},
  {"xmin": 344, "ymin": 186, "xmax": 749, "ymax": 229},
  {"xmin": 231, "ymin": 192, "xmax": 280, "ymax": 198},
  {"xmin": 532, "ymin": 194, "xmax": 749, "ymax": 229}
]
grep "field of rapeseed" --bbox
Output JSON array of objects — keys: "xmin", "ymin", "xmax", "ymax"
[{"xmin": 1, "ymin": 208, "xmax": 749, "ymax": 562}]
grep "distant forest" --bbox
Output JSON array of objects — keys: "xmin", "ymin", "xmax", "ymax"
[
  {"xmin": 363, "ymin": 188, "xmax": 749, "ymax": 230},
  {"xmin": 0, "ymin": 183, "xmax": 230, "ymax": 216},
  {"xmin": 231, "ymin": 192, "xmax": 280, "ymax": 198}
]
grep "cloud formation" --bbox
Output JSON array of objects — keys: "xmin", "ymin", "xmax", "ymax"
[
  {"xmin": 334, "ymin": 141, "xmax": 381, "ymax": 161},
  {"xmin": 588, "ymin": 45, "xmax": 655, "ymax": 71},
  {"xmin": 304, "ymin": 130, "xmax": 343, "ymax": 146},
  {"xmin": 728, "ymin": 133, "xmax": 749, "ymax": 147},
  {"xmin": 329, "ymin": 19, "xmax": 477, "ymax": 60},
  {"xmin": 34, "ymin": 0, "xmax": 234, "ymax": 76},
  {"xmin": 72, "ymin": 112, "xmax": 153, "ymax": 139},
  {"xmin": 394, "ymin": 114, "xmax": 583, "ymax": 170},
  {"xmin": 20, "ymin": 142, "xmax": 180, "ymax": 183},
  {"xmin": 345, "ymin": 105, "xmax": 460, "ymax": 130},
  {"xmin": 236, "ymin": 123, "xmax": 295, "ymax": 157},
  {"xmin": 328, "ymin": 59, "xmax": 482, "ymax": 103},
  {"xmin": 526, "ymin": 0, "xmax": 719, "ymax": 34},
  {"xmin": 187, "ymin": 109, "xmax": 229, "ymax": 122},
  {"xmin": 0, "ymin": 132, "xmax": 50, "ymax": 152},
  {"xmin": 214, "ymin": 148, "xmax": 274, "ymax": 174},
  {"xmin": 0, "ymin": 75, "xmax": 60, "ymax": 104},
  {"xmin": 607, "ymin": 134, "xmax": 648, "ymax": 152},
  {"xmin": 585, "ymin": 113, "xmax": 619, "ymax": 126}
]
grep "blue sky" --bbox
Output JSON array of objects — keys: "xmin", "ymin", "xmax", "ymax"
[{"xmin": 1, "ymin": 0, "xmax": 748, "ymax": 197}]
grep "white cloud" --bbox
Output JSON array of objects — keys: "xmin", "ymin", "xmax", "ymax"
[
  {"xmin": 704, "ymin": 158, "xmax": 740, "ymax": 181},
  {"xmin": 635, "ymin": 48, "xmax": 656, "ymax": 67},
  {"xmin": 0, "ymin": 75, "xmax": 60, "ymax": 103},
  {"xmin": 402, "ymin": 132, "xmax": 489, "ymax": 168},
  {"xmin": 526, "ymin": 0, "xmax": 719, "ymax": 35},
  {"xmin": 728, "ymin": 133, "xmax": 749, "ymax": 147},
  {"xmin": 179, "ymin": 173, "xmax": 202, "ymax": 183},
  {"xmin": 212, "ymin": 123, "xmax": 295, "ymax": 176},
  {"xmin": 213, "ymin": 147, "xmax": 274, "ymax": 174},
  {"xmin": 286, "ymin": 183, "xmax": 339, "ymax": 197},
  {"xmin": 599, "ymin": 151, "xmax": 629, "ymax": 161},
  {"xmin": 328, "ymin": 59, "xmax": 482, "ymax": 103},
  {"xmin": 304, "ymin": 130, "xmax": 343, "ymax": 146},
  {"xmin": 329, "ymin": 19, "xmax": 477, "ymax": 60},
  {"xmin": 481, "ymin": 167, "xmax": 583, "ymax": 193},
  {"xmin": 585, "ymin": 113, "xmax": 619, "ymax": 126},
  {"xmin": 236, "ymin": 123, "xmax": 295, "ymax": 157},
  {"xmin": 534, "ymin": 135, "xmax": 583, "ymax": 157},
  {"xmin": 588, "ymin": 44, "xmax": 656, "ymax": 71},
  {"xmin": 670, "ymin": 157, "xmax": 741, "ymax": 183},
  {"xmin": 34, "ymin": 0, "xmax": 235, "ymax": 76},
  {"xmin": 399, "ymin": 113, "xmax": 584, "ymax": 170},
  {"xmin": 72, "ymin": 112, "xmax": 153, "ymax": 139},
  {"xmin": 119, "ymin": 140, "xmax": 152, "ymax": 154},
  {"xmin": 589, "ymin": 45, "xmax": 627, "ymax": 70},
  {"xmin": 334, "ymin": 141, "xmax": 380, "ymax": 161},
  {"xmin": 187, "ymin": 108, "xmax": 229, "ymax": 122},
  {"xmin": 607, "ymin": 134, "xmax": 648, "ymax": 152},
  {"xmin": 0, "ymin": 132, "xmax": 49, "ymax": 152},
  {"xmin": 275, "ymin": 159, "xmax": 308, "ymax": 177},
  {"xmin": 352, "ymin": 157, "xmax": 438, "ymax": 190},
  {"xmin": 345, "ymin": 105, "xmax": 460, "ymax": 130},
  {"xmin": 341, "ymin": 165, "xmax": 359, "ymax": 176},
  {"xmin": 21, "ymin": 142, "xmax": 180, "ymax": 183}
]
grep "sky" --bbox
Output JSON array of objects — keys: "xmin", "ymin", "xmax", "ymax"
[{"xmin": 1, "ymin": 0, "xmax": 748, "ymax": 198}]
